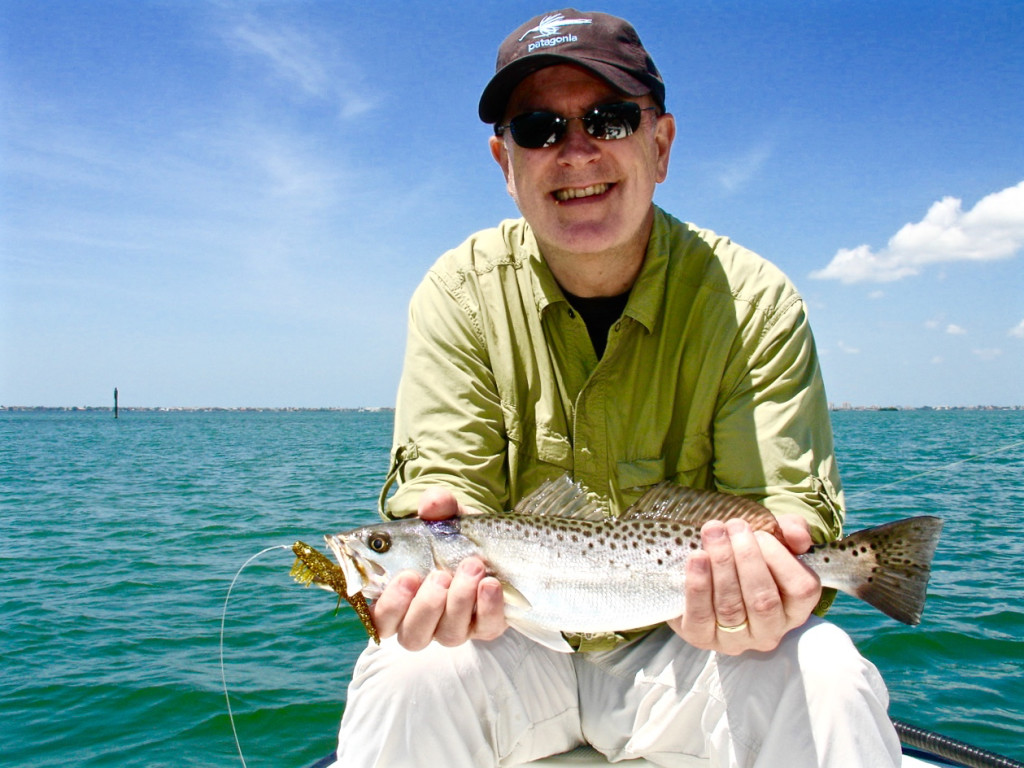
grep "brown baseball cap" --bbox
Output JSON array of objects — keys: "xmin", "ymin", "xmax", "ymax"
[{"xmin": 478, "ymin": 9, "xmax": 665, "ymax": 124}]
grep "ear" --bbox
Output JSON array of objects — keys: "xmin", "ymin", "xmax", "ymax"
[
  {"xmin": 489, "ymin": 134, "xmax": 514, "ymax": 195},
  {"xmin": 485, "ymin": 134, "xmax": 505, "ymax": 180},
  {"xmin": 653, "ymin": 112, "xmax": 676, "ymax": 184}
]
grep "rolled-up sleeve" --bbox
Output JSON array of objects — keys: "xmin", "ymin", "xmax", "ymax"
[
  {"xmin": 383, "ymin": 270, "xmax": 510, "ymax": 519},
  {"xmin": 713, "ymin": 293, "xmax": 844, "ymax": 543}
]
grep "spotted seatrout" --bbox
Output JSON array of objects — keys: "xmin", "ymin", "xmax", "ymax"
[{"xmin": 323, "ymin": 476, "xmax": 943, "ymax": 652}]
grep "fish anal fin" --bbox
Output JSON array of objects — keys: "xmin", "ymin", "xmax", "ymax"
[{"xmin": 625, "ymin": 482, "xmax": 777, "ymax": 533}]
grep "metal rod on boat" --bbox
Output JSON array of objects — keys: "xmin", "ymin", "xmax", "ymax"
[{"xmin": 894, "ymin": 720, "xmax": 1024, "ymax": 768}]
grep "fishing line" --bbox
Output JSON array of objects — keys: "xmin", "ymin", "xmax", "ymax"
[
  {"xmin": 219, "ymin": 544, "xmax": 291, "ymax": 768},
  {"xmin": 848, "ymin": 438, "xmax": 1024, "ymax": 502}
]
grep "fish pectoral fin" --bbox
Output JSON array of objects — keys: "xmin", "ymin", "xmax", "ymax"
[
  {"xmin": 501, "ymin": 581, "xmax": 533, "ymax": 610},
  {"xmin": 512, "ymin": 474, "xmax": 607, "ymax": 521},
  {"xmin": 506, "ymin": 616, "xmax": 574, "ymax": 654}
]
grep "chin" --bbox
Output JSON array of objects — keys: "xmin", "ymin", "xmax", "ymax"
[{"xmin": 555, "ymin": 221, "xmax": 631, "ymax": 254}]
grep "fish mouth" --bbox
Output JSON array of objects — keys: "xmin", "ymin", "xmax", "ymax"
[
  {"xmin": 326, "ymin": 535, "xmax": 386, "ymax": 599},
  {"xmin": 553, "ymin": 183, "xmax": 612, "ymax": 202}
]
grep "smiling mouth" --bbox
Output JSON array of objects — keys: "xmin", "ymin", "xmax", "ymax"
[{"xmin": 554, "ymin": 183, "xmax": 611, "ymax": 202}]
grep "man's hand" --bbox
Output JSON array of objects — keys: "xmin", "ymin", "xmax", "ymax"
[
  {"xmin": 370, "ymin": 487, "xmax": 509, "ymax": 651},
  {"xmin": 668, "ymin": 514, "xmax": 822, "ymax": 655}
]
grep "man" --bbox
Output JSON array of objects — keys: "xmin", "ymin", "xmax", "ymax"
[{"xmin": 332, "ymin": 9, "xmax": 900, "ymax": 767}]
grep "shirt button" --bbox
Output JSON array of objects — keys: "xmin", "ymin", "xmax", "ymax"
[{"xmin": 568, "ymin": 308, "xmax": 576, "ymax": 319}]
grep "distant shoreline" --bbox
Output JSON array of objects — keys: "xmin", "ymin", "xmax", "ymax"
[
  {"xmin": 828, "ymin": 404, "xmax": 1023, "ymax": 412},
  {"xmin": 0, "ymin": 405, "xmax": 395, "ymax": 413},
  {"xmin": 2, "ymin": 405, "xmax": 1021, "ymax": 413}
]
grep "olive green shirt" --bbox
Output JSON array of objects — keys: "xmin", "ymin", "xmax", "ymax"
[{"xmin": 381, "ymin": 207, "xmax": 844, "ymax": 548}]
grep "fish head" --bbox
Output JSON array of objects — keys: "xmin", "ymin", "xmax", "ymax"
[{"xmin": 325, "ymin": 520, "xmax": 435, "ymax": 601}]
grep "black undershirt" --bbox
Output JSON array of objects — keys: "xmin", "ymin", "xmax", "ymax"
[{"xmin": 562, "ymin": 289, "xmax": 631, "ymax": 359}]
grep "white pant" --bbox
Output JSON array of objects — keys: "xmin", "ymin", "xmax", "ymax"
[{"xmin": 331, "ymin": 618, "xmax": 901, "ymax": 768}]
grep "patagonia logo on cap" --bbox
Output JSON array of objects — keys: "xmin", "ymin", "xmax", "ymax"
[
  {"xmin": 478, "ymin": 9, "xmax": 666, "ymax": 124},
  {"xmin": 518, "ymin": 13, "xmax": 592, "ymax": 52}
]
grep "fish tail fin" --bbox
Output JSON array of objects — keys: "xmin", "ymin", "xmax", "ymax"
[{"xmin": 808, "ymin": 516, "xmax": 943, "ymax": 625}]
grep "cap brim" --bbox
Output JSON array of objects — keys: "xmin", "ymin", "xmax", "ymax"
[{"xmin": 478, "ymin": 55, "xmax": 652, "ymax": 123}]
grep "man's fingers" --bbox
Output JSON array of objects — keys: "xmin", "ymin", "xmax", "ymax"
[
  {"xmin": 473, "ymin": 577, "xmax": 508, "ymax": 640},
  {"xmin": 776, "ymin": 514, "xmax": 813, "ymax": 554},
  {"xmin": 726, "ymin": 519, "xmax": 784, "ymax": 640},
  {"xmin": 674, "ymin": 519, "xmax": 816, "ymax": 655},
  {"xmin": 433, "ymin": 560, "xmax": 485, "ymax": 646},
  {"xmin": 417, "ymin": 487, "xmax": 461, "ymax": 520},
  {"xmin": 672, "ymin": 550, "xmax": 715, "ymax": 646},
  {"xmin": 702, "ymin": 521, "xmax": 748, "ymax": 631},
  {"xmin": 396, "ymin": 570, "xmax": 450, "ymax": 651},
  {"xmin": 756, "ymin": 530, "xmax": 821, "ymax": 622},
  {"xmin": 371, "ymin": 571, "xmax": 422, "ymax": 640},
  {"xmin": 373, "ymin": 557, "xmax": 509, "ymax": 651}
]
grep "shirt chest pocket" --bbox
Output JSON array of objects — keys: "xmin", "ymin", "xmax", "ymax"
[
  {"xmin": 503, "ymin": 404, "xmax": 574, "ymax": 503},
  {"xmin": 616, "ymin": 432, "xmax": 714, "ymax": 492}
]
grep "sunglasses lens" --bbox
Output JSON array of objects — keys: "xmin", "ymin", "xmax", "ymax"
[
  {"xmin": 584, "ymin": 103, "xmax": 642, "ymax": 140},
  {"xmin": 509, "ymin": 112, "xmax": 566, "ymax": 149},
  {"xmin": 503, "ymin": 102, "xmax": 646, "ymax": 148}
]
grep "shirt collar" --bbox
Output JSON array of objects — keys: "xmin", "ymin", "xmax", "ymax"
[
  {"xmin": 520, "ymin": 206, "xmax": 671, "ymax": 330},
  {"xmin": 623, "ymin": 206, "xmax": 670, "ymax": 333}
]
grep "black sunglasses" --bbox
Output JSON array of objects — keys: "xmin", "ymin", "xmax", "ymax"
[{"xmin": 495, "ymin": 101, "xmax": 657, "ymax": 149}]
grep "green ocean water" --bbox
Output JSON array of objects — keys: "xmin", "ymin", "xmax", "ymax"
[{"xmin": 1, "ymin": 408, "xmax": 1022, "ymax": 767}]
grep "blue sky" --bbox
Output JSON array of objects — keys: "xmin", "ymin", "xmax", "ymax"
[{"xmin": 2, "ymin": 0, "xmax": 1022, "ymax": 408}]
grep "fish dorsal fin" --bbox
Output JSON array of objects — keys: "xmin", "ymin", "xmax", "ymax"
[
  {"xmin": 625, "ymin": 482, "xmax": 778, "ymax": 533},
  {"xmin": 512, "ymin": 474, "xmax": 607, "ymax": 521}
]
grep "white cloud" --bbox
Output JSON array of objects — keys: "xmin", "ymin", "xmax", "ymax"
[
  {"xmin": 811, "ymin": 181, "xmax": 1024, "ymax": 283},
  {"xmin": 1010, "ymin": 319, "xmax": 1024, "ymax": 339},
  {"xmin": 712, "ymin": 142, "xmax": 774, "ymax": 192},
  {"xmin": 838, "ymin": 341, "xmax": 860, "ymax": 354},
  {"xmin": 868, "ymin": 290, "xmax": 885, "ymax": 300},
  {"xmin": 227, "ymin": 16, "xmax": 376, "ymax": 119},
  {"xmin": 946, "ymin": 324, "xmax": 967, "ymax": 336}
]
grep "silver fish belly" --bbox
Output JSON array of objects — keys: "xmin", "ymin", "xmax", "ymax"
[{"xmin": 459, "ymin": 514, "xmax": 697, "ymax": 633}]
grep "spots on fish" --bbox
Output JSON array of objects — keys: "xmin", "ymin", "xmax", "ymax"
[{"xmin": 472, "ymin": 512, "xmax": 705, "ymax": 573}]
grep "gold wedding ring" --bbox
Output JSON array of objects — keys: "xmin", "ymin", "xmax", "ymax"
[{"xmin": 716, "ymin": 619, "xmax": 749, "ymax": 633}]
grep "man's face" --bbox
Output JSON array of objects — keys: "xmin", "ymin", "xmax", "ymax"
[{"xmin": 490, "ymin": 65, "xmax": 675, "ymax": 267}]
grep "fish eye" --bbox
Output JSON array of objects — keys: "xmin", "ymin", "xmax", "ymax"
[{"xmin": 368, "ymin": 532, "xmax": 391, "ymax": 554}]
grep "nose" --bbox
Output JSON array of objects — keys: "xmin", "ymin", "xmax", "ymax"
[{"xmin": 556, "ymin": 119, "xmax": 601, "ymax": 167}]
